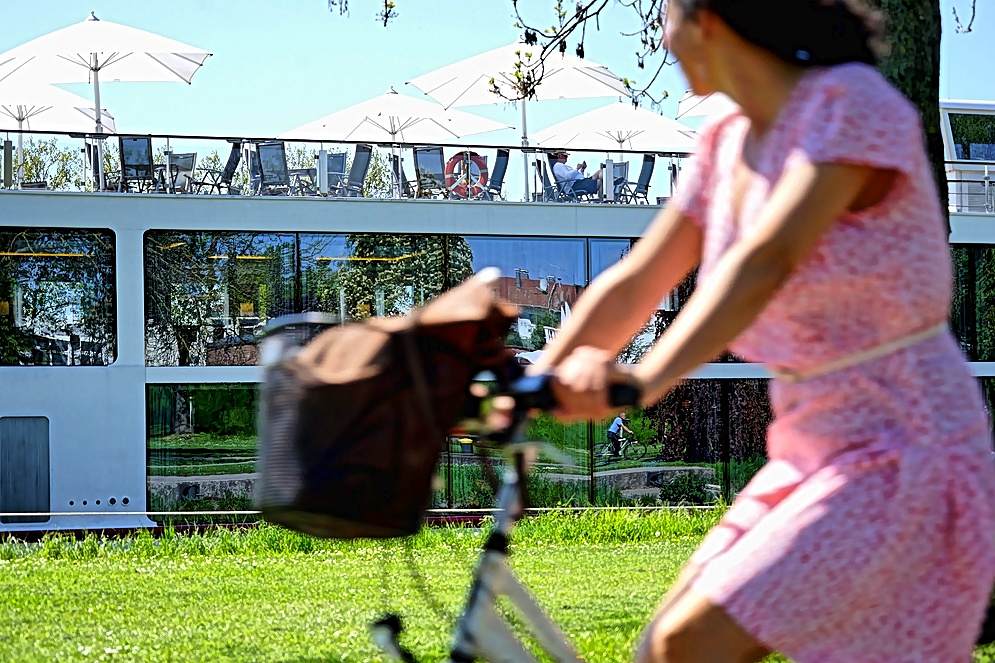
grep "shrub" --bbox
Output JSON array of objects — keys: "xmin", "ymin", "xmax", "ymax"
[{"xmin": 658, "ymin": 472, "xmax": 713, "ymax": 505}]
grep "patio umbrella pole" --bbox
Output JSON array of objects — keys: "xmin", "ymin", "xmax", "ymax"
[
  {"xmin": 16, "ymin": 117, "xmax": 23, "ymax": 187},
  {"xmin": 521, "ymin": 99, "xmax": 530, "ymax": 202},
  {"xmin": 91, "ymin": 53, "xmax": 105, "ymax": 192},
  {"xmin": 392, "ymin": 142, "xmax": 402, "ymax": 199}
]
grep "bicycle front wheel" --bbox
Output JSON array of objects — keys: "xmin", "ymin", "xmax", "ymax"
[{"xmin": 623, "ymin": 440, "xmax": 647, "ymax": 461}]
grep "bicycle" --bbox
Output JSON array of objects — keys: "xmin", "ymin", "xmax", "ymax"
[
  {"xmin": 593, "ymin": 434, "xmax": 647, "ymax": 465},
  {"xmin": 372, "ymin": 374, "xmax": 640, "ymax": 663}
]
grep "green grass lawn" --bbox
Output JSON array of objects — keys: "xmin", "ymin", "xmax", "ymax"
[
  {"xmin": 2, "ymin": 511, "xmax": 994, "ymax": 663},
  {"xmin": 149, "ymin": 433, "xmax": 257, "ymax": 453},
  {"xmin": 147, "ymin": 461, "xmax": 256, "ymax": 477}
]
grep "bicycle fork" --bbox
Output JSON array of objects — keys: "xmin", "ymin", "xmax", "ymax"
[
  {"xmin": 443, "ymin": 531, "xmax": 582, "ymax": 662},
  {"xmin": 373, "ymin": 447, "xmax": 583, "ymax": 663}
]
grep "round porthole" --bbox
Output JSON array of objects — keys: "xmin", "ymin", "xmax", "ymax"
[
  {"xmin": 109, "ymin": 498, "xmax": 116, "ymax": 506},
  {"xmin": 82, "ymin": 500, "xmax": 87, "ymax": 506},
  {"xmin": 121, "ymin": 497, "xmax": 130, "ymax": 506},
  {"xmin": 69, "ymin": 501, "xmax": 75, "ymax": 506},
  {"xmin": 95, "ymin": 500, "xmax": 100, "ymax": 505}
]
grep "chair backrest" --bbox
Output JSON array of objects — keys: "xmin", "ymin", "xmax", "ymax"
[
  {"xmin": 546, "ymin": 153, "xmax": 561, "ymax": 182},
  {"xmin": 119, "ymin": 136, "xmax": 153, "ymax": 180},
  {"xmin": 413, "ymin": 146, "xmax": 446, "ymax": 196},
  {"xmin": 537, "ymin": 159, "xmax": 556, "ymax": 202},
  {"xmin": 392, "ymin": 154, "xmax": 413, "ymax": 198},
  {"xmin": 245, "ymin": 145, "xmax": 262, "ymax": 192},
  {"xmin": 258, "ymin": 141, "xmax": 289, "ymax": 188},
  {"xmin": 170, "ymin": 152, "xmax": 197, "ymax": 191},
  {"xmin": 635, "ymin": 154, "xmax": 655, "ymax": 194},
  {"xmin": 327, "ymin": 152, "xmax": 348, "ymax": 189},
  {"xmin": 613, "ymin": 161, "xmax": 629, "ymax": 182},
  {"xmin": 344, "ymin": 144, "xmax": 373, "ymax": 195},
  {"xmin": 487, "ymin": 148, "xmax": 510, "ymax": 195},
  {"xmin": 171, "ymin": 152, "xmax": 197, "ymax": 175},
  {"xmin": 220, "ymin": 141, "xmax": 242, "ymax": 185}
]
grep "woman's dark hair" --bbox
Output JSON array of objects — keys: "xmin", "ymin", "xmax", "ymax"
[{"xmin": 673, "ymin": 0, "xmax": 888, "ymax": 67}]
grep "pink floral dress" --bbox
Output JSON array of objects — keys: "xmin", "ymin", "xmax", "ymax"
[{"xmin": 672, "ymin": 63, "xmax": 995, "ymax": 662}]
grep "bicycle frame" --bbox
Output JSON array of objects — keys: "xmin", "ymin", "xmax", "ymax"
[{"xmin": 372, "ymin": 441, "xmax": 583, "ymax": 663}]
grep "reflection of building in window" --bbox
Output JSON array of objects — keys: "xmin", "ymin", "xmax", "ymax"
[
  {"xmin": 493, "ymin": 275, "xmax": 581, "ymax": 310},
  {"xmin": 515, "ymin": 318, "xmax": 535, "ymax": 340}
]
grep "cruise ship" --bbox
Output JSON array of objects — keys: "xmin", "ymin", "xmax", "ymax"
[{"xmin": 0, "ymin": 99, "xmax": 992, "ymax": 533}]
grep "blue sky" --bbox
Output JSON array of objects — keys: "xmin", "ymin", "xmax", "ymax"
[{"xmin": 0, "ymin": 1, "xmax": 991, "ymax": 199}]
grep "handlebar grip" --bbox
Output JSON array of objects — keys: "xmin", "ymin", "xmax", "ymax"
[
  {"xmin": 608, "ymin": 383, "xmax": 641, "ymax": 407},
  {"xmin": 506, "ymin": 374, "xmax": 642, "ymax": 411}
]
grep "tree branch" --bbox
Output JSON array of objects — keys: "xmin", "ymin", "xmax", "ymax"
[
  {"xmin": 509, "ymin": 0, "xmax": 671, "ymax": 107},
  {"xmin": 953, "ymin": 0, "xmax": 977, "ymax": 34}
]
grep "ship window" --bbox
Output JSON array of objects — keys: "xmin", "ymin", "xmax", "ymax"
[
  {"xmin": 0, "ymin": 228, "xmax": 116, "ymax": 366},
  {"xmin": 949, "ymin": 113, "xmax": 995, "ymax": 161}
]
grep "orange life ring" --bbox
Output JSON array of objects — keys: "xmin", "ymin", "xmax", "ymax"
[{"xmin": 444, "ymin": 151, "xmax": 488, "ymax": 198}]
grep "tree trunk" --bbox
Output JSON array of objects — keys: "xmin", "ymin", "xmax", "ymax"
[
  {"xmin": 874, "ymin": 0, "xmax": 949, "ymax": 234},
  {"xmin": 173, "ymin": 387, "xmax": 193, "ymax": 435}
]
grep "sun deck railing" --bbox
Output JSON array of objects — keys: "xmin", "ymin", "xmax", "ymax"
[{"xmin": 0, "ymin": 128, "xmax": 691, "ymax": 204}]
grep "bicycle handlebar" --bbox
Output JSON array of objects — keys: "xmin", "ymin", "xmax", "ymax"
[{"xmin": 502, "ymin": 373, "xmax": 642, "ymax": 412}]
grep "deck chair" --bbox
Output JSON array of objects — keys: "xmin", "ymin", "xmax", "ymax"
[
  {"xmin": 82, "ymin": 139, "xmax": 118, "ymax": 191},
  {"xmin": 289, "ymin": 168, "xmax": 317, "ymax": 196},
  {"xmin": 166, "ymin": 152, "xmax": 197, "ymax": 193},
  {"xmin": 118, "ymin": 135, "xmax": 155, "ymax": 192},
  {"xmin": 412, "ymin": 146, "xmax": 448, "ymax": 198},
  {"xmin": 535, "ymin": 159, "xmax": 561, "ymax": 202},
  {"xmin": 479, "ymin": 148, "xmax": 510, "ymax": 200},
  {"xmin": 330, "ymin": 143, "xmax": 373, "ymax": 197},
  {"xmin": 241, "ymin": 145, "xmax": 263, "ymax": 195},
  {"xmin": 545, "ymin": 154, "xmax": 588, "ymax": 202},
  {"xmin": 258, "ymin": 141, "xmax": 290, "ymax": 195},
  {"xmin": 192, "ymin": 141, "xmax": 242, "ymax": 195},
  {"xmin": 616, "ymin": 154, "xmax": 655, "ymax": 204},
  {"xmin": 327, "ymin": 152, "xmax": 348, "ymax": 191},
  {"xmin": 391, "ymin": 154, "xmax": 416, "ymax": 198}
]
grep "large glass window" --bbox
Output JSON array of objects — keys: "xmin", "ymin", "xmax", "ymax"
[
  {"xmin": 463, "ymin": 236, "xmax": 593, "ymax": 353},
  {"xmin": 0, "ymin": 228, "xmax": 116, "ymax": 366},
  {"xmin": 144, "ymin": 231, "xmax": 453, "ymax": 366},
  {"xmin": 147, "ymin": 383, "xmax": 259, "ymax": 524},
  {"xmin": 951, "ymin": 244, "xmax": 995, "ymax": 361},
  {"xmin": 949, "ymin": 113, "xmax": 995, "ymax": 161},
  {"xmin": 593, "ymin": 378, "xmax": 771, "ymax": 506}
]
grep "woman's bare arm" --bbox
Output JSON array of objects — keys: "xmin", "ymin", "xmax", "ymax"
[
  {"xmin": 531, "ymin": 204, "xmax": 703, "ymax": 373},
  {"xmin": 630, "ymin": 160, "xmax": 886, "ymax": 406}
]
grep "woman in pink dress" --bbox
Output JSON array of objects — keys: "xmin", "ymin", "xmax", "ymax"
[{"xmin": 532, "ymin": 1, "xmax": 995, "ymax": 661}]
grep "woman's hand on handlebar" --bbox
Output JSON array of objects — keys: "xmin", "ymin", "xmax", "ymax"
[{"xmin": 539, "ymin": 345, "xmax": 637, "ymax": 421}]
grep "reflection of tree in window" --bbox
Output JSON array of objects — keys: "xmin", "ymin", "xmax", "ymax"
[
  {"xmin": 949, "ymin": 113, "xmax": 995, "ymax": 161},
  {"xmin": 0, "ymin": 228, "xmax": 115, "ymax": 366},
  {"xmin": 144, "ymin": 231, "xmax": 466, "ymax": 365},
  {"xmin": 331, "ymin": 234, "xmax": 473, "ymax": 320}
]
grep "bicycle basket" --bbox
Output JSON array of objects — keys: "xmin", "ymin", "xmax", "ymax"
[{"xmin": 255, "ymin": 275, "xmax": 517, "ymax": 539}]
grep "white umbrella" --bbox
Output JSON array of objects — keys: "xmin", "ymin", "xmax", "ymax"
[
  {"xmin": 676, "ymin": 90, "xmax": 737, "ymax": 122},
  {"xmin": 280, "ymin": 87, "xmax": 510, "ymax": 143},
  {"xmin": 532, "ymin": 102, "xmax": 697, "ymax": 154},
  {"xmin": 0, "ymin": 11, "xmax": 211, "ymax": 189},
  {"xmin": 407, "ymin": 41, "xmax": 630, "ymax": 200},
  {"xmin": 280, "ymin": 87, "xmax": 511, "ymax": 197},
  {"xmin": 0, "ymin": 83, "xmax": 116, "ymax": 185}
]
